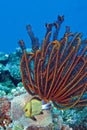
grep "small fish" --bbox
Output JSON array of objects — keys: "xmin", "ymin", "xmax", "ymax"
[{"xmin": 23, "ymin": 97, "xmax": 43, "ymax": 121}]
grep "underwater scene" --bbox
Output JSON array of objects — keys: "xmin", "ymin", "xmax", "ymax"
[{"xmin": 0, "ymin": 0, "xmax": 87, "ymax": 130}]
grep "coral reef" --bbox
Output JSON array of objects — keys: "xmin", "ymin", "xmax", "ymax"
[
  {"xmin": 0, "ymin": 15, "xmax": 87, "ymax": 129},
  {"xmin": 0, "ymin": 48, "xmax": 23, "ymax": 96},
  {"xmin": 0, "ymin": 49, "xmax": 74, "ymax": 129},
  {"xmin": 6, "ymin": 48, "xmax": 22, "ymax": 83}
]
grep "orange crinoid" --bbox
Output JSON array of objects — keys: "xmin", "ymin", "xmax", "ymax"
[{"xmin": 19, "ymin": 16, "xmax": 87, "ymax": 110}]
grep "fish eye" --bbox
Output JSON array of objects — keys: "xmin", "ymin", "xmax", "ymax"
[{"xmin": 25, "ymin": 109, "xmax": 28, "ymax": 112}]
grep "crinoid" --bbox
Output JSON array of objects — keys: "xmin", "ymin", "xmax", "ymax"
[{"xmin": 19, "ymin": 15, "xmax": 87, "ymax": 110}]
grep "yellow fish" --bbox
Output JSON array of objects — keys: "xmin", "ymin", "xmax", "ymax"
[{"xmin": 23, "ymin": 97, "xmax": 43, "ymax": 121}]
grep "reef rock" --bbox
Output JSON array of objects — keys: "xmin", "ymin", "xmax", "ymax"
[
  {"xmin": 6, "ymin": 48, "xmax": 22, "ymax": 83},
  {"xmin": 0, "ymin": 52, "xmax": 9, "ymax": 65},
  {"xmin": 26, "ymin": 124, "xmax": 54, "ymax": 130},
  {"xmin": 0, "ymin": 63, "xmax": 16, "ymax": 94}
]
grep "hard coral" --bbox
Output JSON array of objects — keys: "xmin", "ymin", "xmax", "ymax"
[
  {"xmin": 19, "ymin": 15, "xmax": 87, "ymax": 110},
  {"xmin": 0, "ymin": 97, "xmax": 12, "ymax": 129}
]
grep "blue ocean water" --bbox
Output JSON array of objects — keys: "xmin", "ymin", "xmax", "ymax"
[{"xmin": 0, "ymin": 0, "xmax": 87, "ymax": 53}]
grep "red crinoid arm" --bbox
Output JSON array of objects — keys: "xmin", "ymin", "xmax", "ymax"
[
  {"xmin": 51, "ymin": 35, "xmax": 81, "ymax": 97},
  {"xmin": 46, "ymin": 40, "xmax": 60, "ymax": 99},
  {"xmin": 52, "ymin": 45, "xmax": 87, "ymax": 109},
  {"xmin": 56, "ymin": 35, "xmax": 81, "ymax": 89},
  {"xmin": 20, "ymin": 54, "xmax": 35, "ymax": 95},
  {"xmin": 34, "ymin": 32, "xmax": 52, "ymax": 99},
  {"xmin": 44, "ymin": 42, "xmax": 56, "ymax": 97},
  {"xmin": 53, "ymin": 84, "xmax": 87, "ymax": 110},
  {"xmin": 53, "ymin": 47, "xmax": 86, "ymax": 100},
  {"xmin": 19, "ymin": 40, "xmax": 37, "ymax": 95}
]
